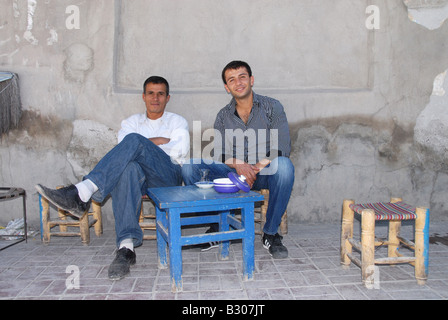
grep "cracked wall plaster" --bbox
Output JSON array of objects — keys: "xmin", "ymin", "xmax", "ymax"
[
  {"xmin": 63, "ymin": 43, "xmax": 94, "ymax": 83},
  {"xmin": 67, "ymin": 120, "xmax": 117, "ymax": 179},
  {"xmin": 405, "ymin": 0, "xmax": 448, "ymax": 29},
  {"xmin": 414, "ymin": 70, "xmax": 448, "ymax": 172}
]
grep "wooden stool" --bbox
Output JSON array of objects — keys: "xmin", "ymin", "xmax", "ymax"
[
  {"xmin": 341, "ymin": 198, "xmax": 430, "ymax": 287},
  {"xmin": 39, "ymin": 187, "xmax": 103, "ymax": 245},
  {"xmin": 255, "ymin": 189, "xmax": 288, "ymax": 235},
  {"xmin": 139, "ymin": 189, "xmax": 289, "ymax": 240},
  {"xmin": 139, "ymin": 195, "xmax": 156, "ymax": 240}
]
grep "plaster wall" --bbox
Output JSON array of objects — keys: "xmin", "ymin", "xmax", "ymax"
[{"xmin": 0, "ymin": 0, "xmax": 447, "ymax": 227}]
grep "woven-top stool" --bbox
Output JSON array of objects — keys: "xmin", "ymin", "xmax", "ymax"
[
  {"xmin": 341, "ymin": 198, "xmax": 430, "ymax": 287},
  {"xmin": 39, "ymin": 187, "xmax": 102, "ymax": 246}
]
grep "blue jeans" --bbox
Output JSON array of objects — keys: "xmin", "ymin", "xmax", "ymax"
[
  {"xmin": 85, "ymin": 133, "xmax": 182, "ymax": 248},
  {"xmin": 182, "ymin": 157, "xmax": 294, "ymax": 235}
]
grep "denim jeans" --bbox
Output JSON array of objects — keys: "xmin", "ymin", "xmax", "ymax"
[
  {"xmin": 85, "ymin": 133, "xmax": 182, "ymax": 248},
  {"xmin": 182, "ymin": 157, "xmax": 295, "ymax": 235}
]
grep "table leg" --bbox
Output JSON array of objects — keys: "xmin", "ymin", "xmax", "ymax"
[
  {"xmin": 241, "ymin": 204, "xmax": 255, "ymax": 281},
  {"xmin": 156, "ymin": 207, "xmax": 168, "ymax": 269},
  {"xmin": 219, "ymin": 210, "xmax": 230, "ymax": 261},
  {"xmin": 168, "ymin": 208, "xmax": 183, "ymax": 292}
]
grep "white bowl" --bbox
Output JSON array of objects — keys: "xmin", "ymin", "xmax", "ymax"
[
  {"xmin": 213, "ymin": 178, "xmax": 233, "ymax": 185},
  {"xmin": 195, "ymin": 182, "xmax": 214, "ymax": 189}
]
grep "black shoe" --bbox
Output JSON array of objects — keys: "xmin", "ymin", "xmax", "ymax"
[
  {"xmin": 108, "ymin": 248, "xmax": 137, "ymax": 281},
  {"xmin": 262, "ymin": 233, "xmax": 288, "ymax": 259},
  {"xmin": 35, "ymin": 184, "xmax": 90, "ymax": 218}
]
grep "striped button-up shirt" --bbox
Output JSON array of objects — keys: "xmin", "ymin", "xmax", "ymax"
[{"xmin": 214, "ymin": 92, "xmax": 291, "ymax": 164}]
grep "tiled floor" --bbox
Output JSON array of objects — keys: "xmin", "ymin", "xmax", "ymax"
[{"xmin": 0, "ymin": 220, "xmax": 447, "ymax": 300}]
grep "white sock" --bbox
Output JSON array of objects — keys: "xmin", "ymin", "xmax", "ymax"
[
  {"xmin": 75, "ymin": 179, "xmax": 98, "ymax": 203},
  {"xmin": 119, "ymin": 238, "xmax": 134, "ymax": 252}
]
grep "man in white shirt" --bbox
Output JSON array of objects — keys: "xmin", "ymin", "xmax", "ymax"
[{"xmin": 36, "ymin": 76, "xmax": 190, "ymax": 280}]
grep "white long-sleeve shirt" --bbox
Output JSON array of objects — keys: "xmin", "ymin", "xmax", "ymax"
[{"xmin": 117, "ymin": 112, "xmax": 190, "ymax": 165}]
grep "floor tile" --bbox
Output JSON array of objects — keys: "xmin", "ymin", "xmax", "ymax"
[{"xmin": 0, "ymin": 221, "xmax": 447, "ymax": 300}]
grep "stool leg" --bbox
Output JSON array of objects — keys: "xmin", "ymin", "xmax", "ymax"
[
  {"xmin": 22, "ymin": 191, "xmax": 27, "ymax": 243},
  {"xmin": 388, "ymin": 221, "xmax": 401, "ymax": 257},
  {"xmin": 92, "ymin": 201, "xmax": 103, "ymax": 237},
  {"xmin": 79, "ymin": 211, "xmax": 90, "ymax": 246},
  {"xmin": 260, "ymin": 189, "xmax": 268, "ymax": 234},
  {"xmin": 361, "ymin": 209, "xmax": 376, "ymax": 287},
  {"xmin": 280, "ymin": 212, "xmax": 288, "ymax": 235},
  {"xmin": 58, "ymin": 208, "xmax": 68, "ymax": 233},
  {"xmin": 39, "ymin": 195, "xmax": 51, "ymax": 244},
  {"xmin": 388, "ymin": 198, "xmax": 402, "ymax": 258},
  {"xmin": 341, "ymin": 199, "xmax": 354, "ymax": 268},
  {"xmin": 415, "ymin": 207, "xmax": 430, "ymax": 285},
  {"xmin": 56, "ymin": 187, "xmax": 68, "ymax": 233}
]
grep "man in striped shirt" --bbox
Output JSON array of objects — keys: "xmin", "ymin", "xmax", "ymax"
[{"xmin": 182, "ymin": 61, "xmax": 295, "ymax": 259}]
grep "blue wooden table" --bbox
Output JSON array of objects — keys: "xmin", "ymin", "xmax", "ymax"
[{"xmin": 146, "ymin": 185, "xmax": 264, "ymax": 292}]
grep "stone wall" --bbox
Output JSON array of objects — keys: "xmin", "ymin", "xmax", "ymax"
[{"xmin": 0, "ymin": 0, "xmax": 447, "ymax": 227}]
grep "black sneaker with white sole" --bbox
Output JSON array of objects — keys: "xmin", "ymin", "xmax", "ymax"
[
  {"xmin": 262, "ymin": 233, "xmax": 288, "ymax": 259},
  {"xmin": 200, "ymin": 240, "xmax": 220, "ymax": 252},
  {"xmin": 199, "ymin": 224, "xmax": 220, "ymax": 252}
]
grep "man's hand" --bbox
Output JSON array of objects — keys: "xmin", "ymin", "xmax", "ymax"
[
  {"xmin": 254, "ymin": 158, "xmax": 271, "ymax": 172},
  {"xmin": 235, "ymin": 163, "xmax": 260, "ymax": 187},
  {"xmin": 149, "ymin": 137, "xmax": 170, "ymax": 146},
  {"xmin": 225, "ymin": 158, "xmax": 260, "ymax": 187}
]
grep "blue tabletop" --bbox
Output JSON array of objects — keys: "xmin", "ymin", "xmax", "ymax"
[{"xmin": 147, "ymin": 185, "xmax": 264, "ymax": 209}]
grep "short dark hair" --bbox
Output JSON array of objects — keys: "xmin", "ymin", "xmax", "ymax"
[
  {"xmin": 221, "ymin": 61, "xmax": 253, "ymax": 84},
  {"xmin": 143, "ymin": 76, "xmax": 170, "ymax": 96}
]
